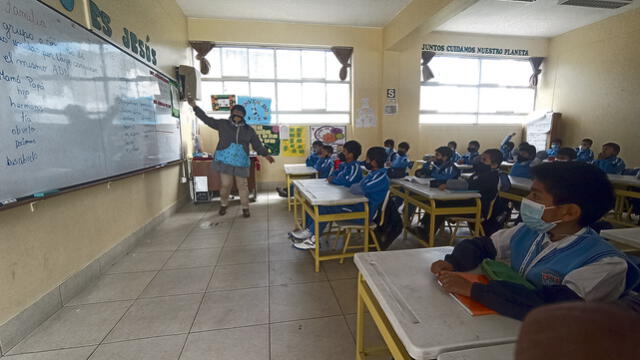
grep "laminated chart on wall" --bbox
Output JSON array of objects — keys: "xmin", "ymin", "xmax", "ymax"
[
  {"xmin": 310, "ymin": 126, "xmax": 346, "ymax": 152},
  {"xmin": 237, "ymin": 96, "xmax": 272, "ymax": 125},
  {"xmin": 253, "ymin": 125, "xmax": 280, "ymax": 156},
  {"xmin": 281, "ymin": 126, "xmax": 308, "ymax": 157},
  {"xmin": 211, "ymin": 95, "xmax": 236, "ymax": 112}
]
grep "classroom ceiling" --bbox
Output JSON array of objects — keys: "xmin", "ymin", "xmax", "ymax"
[
  {"xmin": 176, "ymin": 0, "xmax": 412, "ymax": 27},
  {"xmin": 436, "ymin": 0, "xmax": 640, "ymax": 38}
]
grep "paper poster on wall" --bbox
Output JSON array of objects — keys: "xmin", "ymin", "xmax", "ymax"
[
  {"xmin": 281, "ymin": 126, "xmax": 308, "ymax": 157},
  {"xmin": 237, "ymin": 96, "xmax": 272, "ymax": 125},
  {"xmin": 356, "ymin": 98, "xmax": 377, "ymax": 128},
  {"xmin": 170, "ymin": 80, "xmax": 180, "ymax": 118},
  {"xmin": 253, "ymin": 125, "xmax": 281, "ymax": 156},
  {"xmin": 211, "ymin": 95, "xmax": 237, "ymax": 112},
  {"xmin": 310, "ymin": 126, "xmax": 346, "ymax": 153}
]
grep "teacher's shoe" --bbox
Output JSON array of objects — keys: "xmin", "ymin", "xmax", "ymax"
[
  {"xmin": 294, "ymin": 236, "xmax": 316, "ymax": 250},
  {"xmin": 242, "ymin": 209, "xmax": 250, "ymax": 218},
  {"xmin": 219, "ymin": 206, "xmax": 227, "ymax": 216}
]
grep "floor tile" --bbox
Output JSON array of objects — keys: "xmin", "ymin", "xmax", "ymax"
[
  {"xmin": 134, "ymin": 236, "xmax": 184, "ymax": 253},
  {"xmin": 208, "ymin": 262, "xmax": 269, "ymax": 291},
  {"xmin": 9, "ymin": 301, "xmax": 132, "ymax": 354},
  {"xmin": 269, "ymin": 260, "xmax": 327, "ymax": 285},
  {"xmin": 163, "ymin": 248, "xmax": 221, "ymax": 270},
  {"xmin": 224, "ymin": 231, "xmax": 268, "ymax": 247},
  {"xmin": 179, "ymin": 325, "xmax": 269, "ymax": 360},
  {"xmin": 345, "ymin": 313, "xmax": 386, "ymax": 350},
  {"xmin": 268, "ymin": 242, "xmax": 310, "ymax": 262},
  {"xmin": 179, "ymin": 233, "xmax": 227, "ymax": 250},
  {"xmin": 321, "ymin": 259, "xmax": 358, "ymax": 280},
  {"xmin": 140, "ymin": 267, "xmax": 213, "ymax": 298},
  {"xmin": 270, "ymin": 282, "xmax": 341, "ymax": 323},
  {"xmin": 67, "ymin": 272, "xmax": 156, "ymax": 306},
  {"xmin": 192, "ymin": 287, "xmax": 268, "ymax": 332},
  {"xmin": 89, "ymin": 334, "xmax": 186, "ymax": 360},
  {"xmin": 330, "ymin": 279, "xmax": 357, "ymax": 315},
  {"xmin": 218, "ymin": 244, "xmax": 268, "ymax": 265},
  {"xmin": 105, "ymin": 294, "xmax": 202, "ymax": 343},
  {"xmin": 105, "ymin": 252, "xmax": 173, "ymax": 274},
  {"xmin": 270, "ymin": 316, "xmax": 355, "ymax": 360},
  {"xmin": 2, "ymin": 346, "xmax": 96, "ymax": 360},
  {"xmin": 267, "ymin": 230, "xmax": 294, "ymax": 244}
]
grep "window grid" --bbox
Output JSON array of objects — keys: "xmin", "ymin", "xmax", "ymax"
[
  {"xmin": 420, "ymin": 55, "xmax": 535, "ymax": 125},
  {"xmin": 195, "ymin": 45, "xmax": 351, "ymax": 125}
]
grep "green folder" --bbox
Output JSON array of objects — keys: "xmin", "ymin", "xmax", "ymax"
[{"xmin": 481, "ymin": 259, "xmax": 536, "ymax": 290}]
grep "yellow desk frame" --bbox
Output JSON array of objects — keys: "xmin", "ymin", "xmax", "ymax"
[
  {"xmin": 294, "ymin": 187, "xmax": 370, "ymax": 272},
  {"xmin": 391, "ymin": 184, "xmax": 482, "ymax": 248},
  {"xmin": 286, "ymin": 171, "xmax": 317, "ymax": 212},
  {"xmin": 610, "ymin": 188, "xmax": 640, "ymax": 228}
]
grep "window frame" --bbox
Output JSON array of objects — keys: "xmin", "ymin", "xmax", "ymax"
[
  {"xmin": 419, "ymin": 54, "xmax": 536, "ymax": 125},
  {"xmin": 194, "ymin": 44, "xmax": 352, "ymax": 125}
]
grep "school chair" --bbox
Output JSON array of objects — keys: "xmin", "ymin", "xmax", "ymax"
[
  {"xmin": 446, "ymin": 197, "xmax": 497, "ymax": 245},
  {"xmin": 335, "ymin": 191, "xmax": 390, "ymax": 263}
]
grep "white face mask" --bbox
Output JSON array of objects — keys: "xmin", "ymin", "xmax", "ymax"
[{"xmin": 520, "ymin": 198, "xmax": 562, "ymax": 233}]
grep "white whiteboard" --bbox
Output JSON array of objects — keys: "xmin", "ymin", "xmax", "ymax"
[{"xmin": 0, "ymin": 0, "xmax": 181, "ymax": 203}]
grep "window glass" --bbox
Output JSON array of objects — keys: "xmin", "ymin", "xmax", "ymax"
[
  {"xmin": 420, "ymin": 86, "xmax": 478, "ymax": 113},
  {"xmin": 427, "ymin": 57, "xmax": 479, "ymax": 85},
  {"xmin": 248, "ymin": 49, "xmax": 275, "ymax": 79},
  {"xmin": 276, "ymin": 50, "xmax": 301, "ymax": 79},
  {"xmin": 221, "ymin": 48, "xmax": 248, "ymax": 77},
  {"xmin": 302, "ymin": 50, "xmax": 326, "ymax": 79},
  {"xmin": 481, "ymin": 59, "xmax": 531, "ymax": 86}
]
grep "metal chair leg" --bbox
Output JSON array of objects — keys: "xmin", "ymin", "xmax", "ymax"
[{"xmin": 340, "ymin": 230, "xmax": 353, "ymax": 264}]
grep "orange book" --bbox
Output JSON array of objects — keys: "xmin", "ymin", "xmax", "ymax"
[{"xmin": 440, "ymin": 273, "xmax": 497, "ymax": 316}]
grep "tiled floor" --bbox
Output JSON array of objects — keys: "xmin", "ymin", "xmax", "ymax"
[{"xmin": 3, "ymin": 192, "xmax": 428, "ymax": 360}]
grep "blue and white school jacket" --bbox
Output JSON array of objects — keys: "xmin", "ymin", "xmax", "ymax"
[
  {"xmin": 593, "ymin": 156, "xmax": 626, "ymax": 175},
  {"xmin": 575, "ymin": 147, "xmax": 594, "ymax": 163},
  {"xmin": 510, "ymin": 160, "xmax": 533, "ymax": 179},
  {"xmin": 314, "ymin": 157, "xmax": 334, "ymax": 179},
  {"xmin": 306, "ymin": 153, "xmax": 320, "ymax": 167},
  {"xmin": 350, "ymin": 168, "xmax": 390, "ymax": 218},
  {"xmin": 450, "ymin": 151, "xmax": 462, "ymax": 163},
  {"xmin": 460, "ymin": 151, "xmax": 480, "ymax": 165},
  {"xmin": 331, "ymin": 161, "xmax": 363, "ymax": 187}
]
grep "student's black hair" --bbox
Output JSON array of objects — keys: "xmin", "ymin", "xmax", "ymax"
[
  {"xmin": 398, "ymin": 141, "xmax": 410, "ymax": 150},
  {"xmin": 603, "ymin": 142, "xmax": 621, "ymax": 155},
  {"xmin": 469, "ymin": 140, "xmax": 480, "ymax": 149},
  {"xmin": 531, "ymin": 162, "xmax": 615, "ymax": 227},
  {"xmin": 322, "ymin": 145, "xmax": 334, "ymax": 155},
  {"xmin": 366, "ymin": 147, "xmax": 387, "ymax": 169},
  {"xmin": 435, "ymin": 146, "xmax": 453, "ymax": 160},
  {"xmin": 551, "ymin": 138, "xmax": 563, "ymax": 145},
  {"xmin": 518, "ymin": 142, "xmax": 530, "ymax": 151},
  {"xmin": 343, "ymin": 140, "xmax": 362, "ymax": 160},
  {"xmin": 507, "ymin": 141, "xmax": 515, "ymax": 151},
  {"xmin": 448, "ymin": 141, "xmax": 457, "ymax": 149},
  {"xmin": 230, "ymin": 104, "xmax": 246, "ymax": 116},
  {"xmin": 483, "ymin": 149, "xmax": 504, "ymax": 165},
  {"xmin": 523, "ymin": 144, "xmax": 537, "ymax": 158},
  {"xmin": 557, "ymin": 147, "xmax": 577, "ymax": 160},
  {"xmin": 384, "ymin": 139, "xmax": 395, "ymax": 148},
  {"xmin": 312, "ymin": 140, "xmax": 324, "ymax": 147},
  {"xmin": 582, "ymin": 138, "xmax": 593, "ymax": 146}
]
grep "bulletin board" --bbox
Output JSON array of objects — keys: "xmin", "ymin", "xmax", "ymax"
[
  {"xmin": 525, "ymin": 112, "xmax": 561, "ymax": 152},
  {"xmin": 237, "ymin": 96, "xmax": 272, "ymax": 125},
  {"xmin": 254, "ymin": 125, "xmax": 280, "ymax": 156},
  {"xmin": 281, "ymin": 126, "xmax": 308, "ymax": 157}
]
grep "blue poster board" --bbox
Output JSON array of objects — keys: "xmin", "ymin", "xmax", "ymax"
[{"xmin": 237, "ymin": 96, "xmax": 272, "ymax": 125}]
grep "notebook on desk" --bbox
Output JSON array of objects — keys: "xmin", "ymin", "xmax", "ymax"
[{"xmin": 440, "ymin": 273, "xmax": 497, "ymax": 316}]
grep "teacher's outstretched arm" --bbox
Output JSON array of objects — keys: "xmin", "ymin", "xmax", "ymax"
[{"xmin": 188, "ymin": 97, "xmax": 224, "ymax": 130}]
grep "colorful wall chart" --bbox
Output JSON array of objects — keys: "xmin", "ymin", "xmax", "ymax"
[
  {"xmin": 310, "ymin": 126, "xmax": 347, "ymax": 152},
  {"xmin": 211, "ymin": 95, "xmax": 236, "ymax": 112},
  {"xmin": 253, "ymin": 125, "xmax": 281, "ymax": 156},
  {"xmin": 281, "ymin": 126, "xmax": 308, "ymax": 157},
  {"xmin": 237, "ymin": 96, "xmax": 272, "ymax": 125}
]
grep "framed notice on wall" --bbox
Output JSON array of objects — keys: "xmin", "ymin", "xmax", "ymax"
[
  {"xmin": 281, "ymin": 126, "xmax": 308, "ymax": 157},
  {"xmin": 253, "ymin": 125, "xmax": 280, "ymax": 156},
  {"xmin": 310, "ymin": 126, "xmax": 347, "ymax": 153}
]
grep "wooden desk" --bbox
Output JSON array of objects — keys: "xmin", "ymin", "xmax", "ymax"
[
  {"xmin": 284, "ymin": 164, "xmax": 317, "ymax": 211},
  {"xmin": 437, "ymin": 343, "xmax": 515, "ymax": 360},
  {"xmin": 455, "ymin": 163, "xmax": 473, "ymax": 171},
  {"xmin": 293, "ymin": 179, "xmax": 370, "ymax": 272},
  {"xmin": 191, "ymin": 157, "xmax": 258, "ymax": 202},
  {"xmin": 500, "ymin": 161, "xmax": 514, "ymax": 174},
  {"xmin": 391, "ymin": 178, "xmax": 481, "ymax": 247},
  {"xmin": 601, "ymin": 228, "xmax": 640, "ymax": 252},
  {"xmin": 499, "ymin": 176, "xmax": 532, "ymax": 203},
  {"xmin": 607, "ymin": 175, "xmax": 640, "ymax": 227},
  {"xmin": 354, "ymin": 248, "xmax": 520, "ymax": 360}
]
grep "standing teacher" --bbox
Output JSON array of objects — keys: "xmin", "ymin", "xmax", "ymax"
[{"xmin": 188, "ymin": 98, "xmax": 275, "ymax": 218}]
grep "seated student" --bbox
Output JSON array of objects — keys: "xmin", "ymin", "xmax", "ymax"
[
  {"xmin": 314, "ymin": 145, "xmax": 335, "ymax": 178},
  {"xmin": 458, "ymin": 140, "xmax": 481, "ymax": 165},
  {"xmin": 384, "ymin": 138, "xmax": 396, "ymax": 164},
  {"xmin": 432, "ymin": 161, "xmax": 640, "ymax": 320},
  {"xmin": 513, "ymin": 142, "xmax": 529, "ymax": 162},
  {"xmin": 388, "ymin": 141, "xmax": 413, "ymax": 178},
  {"xmin": 328, "ymin": 140, "xmax": 363, "ymax": 187},
  {"xmin": 555, "ymin": 147, "xmax": 577, "ymax": 162},
  {"xmin": 448, "ymin": 141, "xmax": 462, "ymax": 163},
  {"xmin": 546, "ymin": 138, "xmax": 563, "ymax": 158},
  {"xmin": 593, "ymin": 142, "xmax": 626, "ymax": 174},
  {"xmin": 511, "ymin": 144, "xmax": 537, "ymax": 179},
  {"xmin": 289, "ymin": 147, "xmax": 390, "ymax": 250},
  {"xmin": 306, "ymin": 140, "xmax": 324, "ymax": 167},
  {"xmin": 416, "ymin": 146, "xmax": 460, "ymax": 187},
  {"xmin": 500, "ymin": 133, "xmax": 517, "ymax": 162},
  {"xmin": 575, "ymin": 138, "xmax": 594, "ymax": 163}
]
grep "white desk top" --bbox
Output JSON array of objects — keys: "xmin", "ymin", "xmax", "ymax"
[
  {"xmin": 455, "ymin": 163, "xmax": 473, "ymax": 170},
  {"xmin": 600, "ymin": 228, "xmax": 640, "ymax": 248},
  {"xmin": 355, "ymin": 248, "xmax": 520, "ymax": 360},
  {"xmin": 284, "ymin": 163, "xmax": 317, "ymax": 176},
  {"xmin": 508, "ymin": 176, "xmax": 533, "ymax": 192},
  {"xmin": 392, "ymin": 178, "xmax": 481, "ymax": 201},
  {"xmin": 501, "ymin": 161, "xmax": 515, "ymax": 168},
  {"xmin": 608, "ymin": 174, "xmax": 640, "ymax": 187},
  {"xmin": 437, "ymin": 343, "xmax": 515, "ymax": 360},
  {"xmin": 292, "ymin": 179, "xmax": 368, "ymax": 206}
]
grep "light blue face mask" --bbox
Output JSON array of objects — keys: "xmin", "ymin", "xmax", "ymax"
[{"xmin": 520, "ymin": 198, "xmax": 562, "ymax": 233}]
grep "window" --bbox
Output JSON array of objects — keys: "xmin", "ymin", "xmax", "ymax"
[
  {"xmin": 420, "ymin": 56, "xmax": 535, "ymax": 124},
  {"xmin": 195, "ymin": 46, "xmax": 351, "ymax": 124}
]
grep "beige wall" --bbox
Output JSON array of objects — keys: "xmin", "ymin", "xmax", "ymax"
[
  {"xmin": 0, "ymin": 0, "xmax": 192, "ymax": 325},
  {"xmin": 187, "ymin": 18, "xmax": 384, "ymax": 184},
  {"xmin": 536, "ymin": 8, "xmax": 640, "ymax": 168},
  {"xmin": 382, "ymin": 31, "xmax": 549, "ymax": 158}
]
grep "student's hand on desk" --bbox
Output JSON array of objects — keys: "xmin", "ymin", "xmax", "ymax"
[
  {"xmin": 327, "ymin": 176, "xmax": 335, "ymax": 184},
  {"xmin": 265, "ymin": 155, "xmax": 275, "ymax": 164},
  {"xmin": 437, "ymin": 271, "xmax": 473, "ymax": 297},
  {"xmin": 430, "ymin": 260, "xmax": 454, "ymax": 275},
  {"xmin": 438, "ymin": 184, "xmax": 447, "ymax": 191}
]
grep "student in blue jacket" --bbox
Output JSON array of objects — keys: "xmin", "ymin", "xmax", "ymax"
[
  {"xmin": 458, "ymin": 140, "xmax": 481, "ymax": 165},
  {"xmin": 416, "ymin": 146, "xmax": 460, "ymax": 187},
  {"xmin": 328, "ymin": 140, "xmax": 363, "ymax": 187},
  {"xmin": 306, "ymin": 140, "xmax": 324, "ymax": 167},
  {"xmin": 575, "ymin": 138, "xmax": 594, "ymax": 163},
  {"xmin": 289, "ymin": 147, "xmax": 390, "ymax": 250},
  {"xmin": 448, "ymin": 141, "xmax": 462, "ymax": 163},
  {"xmin": 432, "ymin": 161, "xmax": 640, "ymax": 320},
  {"xmin": 384, "ymin": 138, "xmax": 396, "ymax": 164},
  {"xmin": 388, "ymin": 141, "xmax": 413, "ymax": 178},
  {"xmin": 511, "ymin": 144, "xmax": 537, "ymax": 179},
  {"xmin": 546, "ymin": 138, "xmax": 563, "ymax": 158},
  {"xmin": 313, "ymin": 145, "xmax": 335, "ymax": 179},
  {"xmin": 500, "ymin": 133, "xmax": 516, "ymax": 162},
  {"xmin": 593, "ymin": 142, "xmax": 626, "ymax": 175}
]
